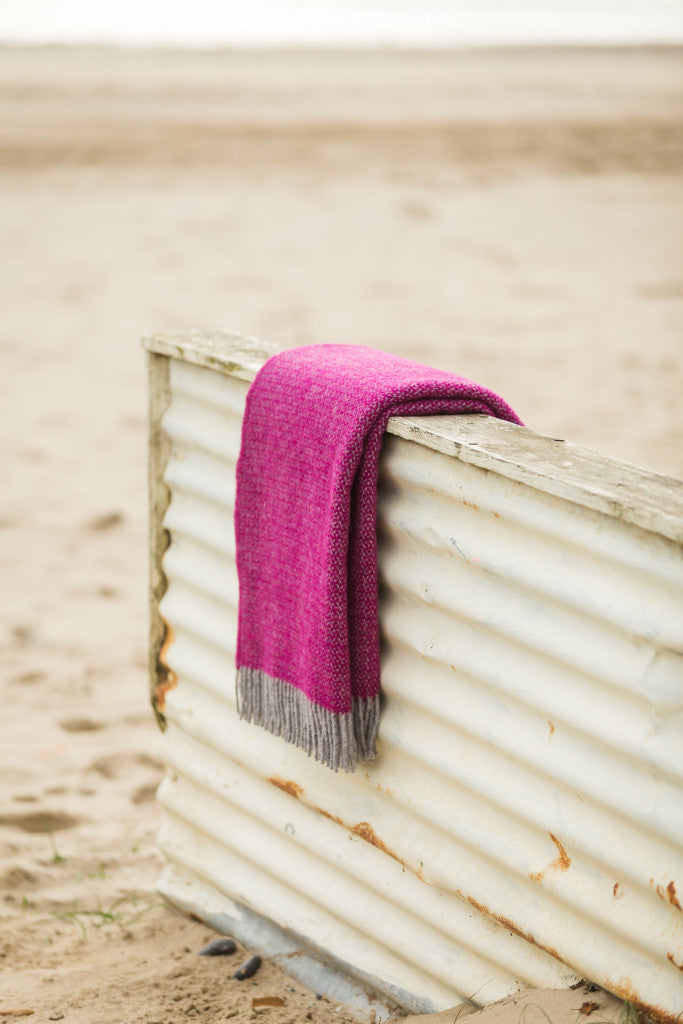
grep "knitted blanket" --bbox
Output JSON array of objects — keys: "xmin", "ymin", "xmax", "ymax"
[{"xmin": 235, "ymin": 345, "xmax": 522, "ymax": 771}]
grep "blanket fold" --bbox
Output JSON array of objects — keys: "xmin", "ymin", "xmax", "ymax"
[{"xmin": 235, "ymin": 345, "xmax": 522, "ymax": 771}]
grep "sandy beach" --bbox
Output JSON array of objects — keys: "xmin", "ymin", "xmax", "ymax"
[{"xmin": 0, "ymin": 45, "xmax": 681, "ymax": 1022}]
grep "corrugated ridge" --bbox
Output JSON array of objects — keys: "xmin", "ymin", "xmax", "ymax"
[
  {"xmin": 164, "ymin": 442, "xmax": 236, "ymax": 508},
  {"xmin": 156, "ymin": 816, "xmax": 457, "ymax": 1013},
  {"xmin": 159, "ymin": 546, "xmax": 680, "ymax": 799},
  {"xmin": 162, "ymin": 674, "xmax": 679, "ymax": 965},
  {"xmin": 382, "ymin": 598, "xmax": 683, "ymax": 783},
  {"xmin": 160, "ymin": 401, "xmax": 683, "ymax": 675},
  {"xmin": 159, "ymin": 571, "xmax": 681, "ymax": 844},
  {"xmin": 157, "ymin": 783, "xmax": 524, "ymax": 1005},
  {"xmin": 169, "ymin": 357, "xmax": 249, "ymax": 415},
  {"xmin": 160, "ymin": 390, "xmax": 683, "ymax": 650},
  {"xmin": 381, "ymin": 541, "xmax": 671, "ymax": 702},
  {"xmin": 163, "ymin": 491, "xmax": 235, "ymax": 560},
  {"xmin": 161, "ymin": 459, "xmax": 679, "ymax": 715},
  {"xmin": 163, "ymin": 378, "xmax": 683, "ymax": 596},
  {"xmin": 158, "ymin": 713, "xmax": 571, "ymax": 993},
  {"xmin": 163, "ymin": 645, "xmax": 680, "ymax": 908},
  {"xmin": 162, "ymin": 679, "xmax": 679, "ymax": 983},
  {"xmin": 380, "ymin": 488, "xmax": 683, "ymax": 646},
  {"xmin": 162, "ymin": 395, "xmax": 243, "ymax": 460},
  {"xmin": 155, "ymin": 357, "xmax": 683, "ymax": 1018},
  {"xmin": 163, "ymin": 536, "xmax": 236, "ymax": 605},
  {"xmin": 157, "ymin": 837, "xmax": 445, "ymax": 1017},
  {"xmin": 379, "ymin": 686, "xmax": 683, "ymax": 866},
  {"xmin": 380, "ymin": 436, "xmax": 683, "ymax": 584},
  {"xmin": 162, "ymin": 629, "xmax": 234, "ymax": 697},
  {"xmin": 158, "ymin": 581, "xmax": 237, "ymax": 655}
]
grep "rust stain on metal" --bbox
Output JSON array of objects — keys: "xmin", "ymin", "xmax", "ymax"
[
  {"xmin": 268, "ymin": 777, "xmax": 304, "ymax": 800},
  {"xmin": 153, "ymin": 621, "xmax": 177, "ymax": 722},
  {"xmin": 606, "ymin": 976, "xmax": 679, "ymax": 1024},
  {"xmin": 549, "ymin": 833, "xmax": 571, "ymax": 870},
  {"xmin": 313, "ymin": 806, "xmax": 428, "ymax": 879},
  {"xmin": 529, "ymin": 832, "xmax": 572, "ymax": 883},
  {"xmin": 667, "ymin": 952, "xmax": 683, "ymax": 972},
  {"xmin": 654, "ymin": 879, "xmax": 681, "ymax": 911},
  {"xmin": 462, "ymin": 892, "xmax": 566, "ymax": 967},
  {"xmin": 375, "ymin": 781, "xmax": 394, "ymax": 799},
  {"xmin": 313, "ymin": 804, "xmax": 346, "ymax": 829},
  {"xmin": 613, "ymin": 882, "xmax": 622, "ymax": 898},
  {"xmin": 548, "ymin": 721, "xmax": 555, "ymax": 736},
  {"xmin": 352, "ymin": 821, "xmax": 401, "ymax": 863}
]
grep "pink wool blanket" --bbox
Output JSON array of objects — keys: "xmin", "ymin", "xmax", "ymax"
[{"xmin": 235, "ymin": 345, "xmax": 522, "ymax": 771}]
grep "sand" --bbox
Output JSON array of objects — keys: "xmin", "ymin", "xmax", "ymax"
[{"xmin": 0, "ymin": 44, "xmax": 681, "ymax": 1022}]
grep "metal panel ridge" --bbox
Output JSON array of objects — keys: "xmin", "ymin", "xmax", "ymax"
[{"xmin": 147, "ymin": 331, "xmax": 683, "ymax": 1022}]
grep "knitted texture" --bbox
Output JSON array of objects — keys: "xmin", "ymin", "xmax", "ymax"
[{"xmin": 235, "ymin": 345, "xmax": 522, "ymax": 771}]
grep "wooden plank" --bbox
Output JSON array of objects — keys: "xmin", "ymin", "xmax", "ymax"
[{"xmin": 142, "ymin": 329, "xmax": 276, "ymax": 383}]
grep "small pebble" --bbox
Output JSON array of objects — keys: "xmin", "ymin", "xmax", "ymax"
[
  {"xmin": 232, "ymin": 954, "xmax": 262, "ymax": 980},
  {"xmin": 198, "ymin": 937, "xmax": 237, "ymax": 957}
]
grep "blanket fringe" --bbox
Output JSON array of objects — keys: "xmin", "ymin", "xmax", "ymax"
[{"xmin": 236, "ymin": 667, "xmax": 379, "ymax": 773}]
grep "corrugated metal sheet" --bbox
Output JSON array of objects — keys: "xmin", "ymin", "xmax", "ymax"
[{"xmin": 145, "ymin": 332, "xmax": 683, "ymax": 1023}]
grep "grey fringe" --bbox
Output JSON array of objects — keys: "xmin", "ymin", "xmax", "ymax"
[{"xmin": 236, "ymin": 667, "xmax": 380, "ymax": 773}]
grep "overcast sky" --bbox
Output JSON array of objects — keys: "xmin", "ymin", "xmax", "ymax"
[{"xmin": 1, "ymin": 0, "xmax": 683, "ymax": 47}]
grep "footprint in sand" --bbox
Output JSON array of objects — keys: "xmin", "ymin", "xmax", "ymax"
[
  {"xmin": 59, "ymin": 718, "xmax": 105, "ymax": 733},
  {"xmin": 131, "ymin": 782, "xmax": 160, "ymax": 805},
  {"xmin": 0, "ymin": 865, "xmax": 36, "ymax": 890},
  {"xmin": 88, "ymin": 752, "xmax": 163, "ymax": 779},
  {"xmin": 86, "ymin": 510, "xmax": 125, "ymax": 531},
  {"xmin": 0, "ymin": 810, "xmax": 81, "ymax": 833},
  {"xmin": 10, "ymin": 670, "xmax": 46, "ymax": 685}
]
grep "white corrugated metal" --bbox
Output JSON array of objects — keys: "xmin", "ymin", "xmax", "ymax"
[{"xmin": 146, "ymin": 332, "xmax": 683, "ymax": 1023}]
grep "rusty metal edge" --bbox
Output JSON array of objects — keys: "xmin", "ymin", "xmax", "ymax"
[{"xmin": 147, "ymin": 349, "xmax": 175, "ymax": 729}]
